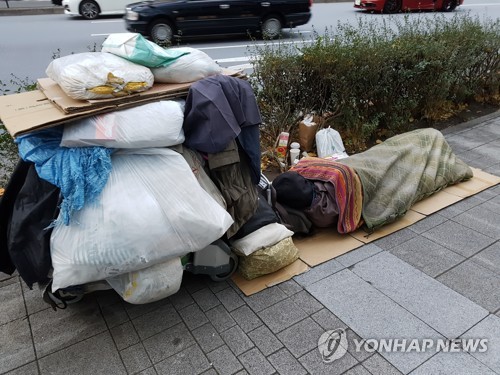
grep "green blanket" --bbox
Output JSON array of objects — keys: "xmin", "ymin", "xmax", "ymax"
[{"xmin": 340, "ymin": 128, "xmax": 472, "ymax": 231}]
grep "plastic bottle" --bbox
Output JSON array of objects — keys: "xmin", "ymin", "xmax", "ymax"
[{"xmin": 289, "ymin": 142, "xmax": 301, "ymax": 165}]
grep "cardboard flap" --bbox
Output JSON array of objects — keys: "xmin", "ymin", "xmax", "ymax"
[
  {"xmin": 231, "ymin": 259, "xmax": 309, "ymax": 296},
  {"xmin": 444, "ymin": 168, "xmax": 500, "ymax": 197}
]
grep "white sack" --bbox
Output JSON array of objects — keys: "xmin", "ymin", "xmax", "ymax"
[
  {"xmin": 106, "ymin": 257, "xmax": 183, "ymax": 304},
  {"xmin": 152, "ymin": 47, "xmax": 222, "ymax": 83},
  {"xmin": 60, "ymin": 100, "xmax": 185, "ymax": 148},
  {"xmin": 46, "ymin": 52, "xmax": 154, "ymax": 100},
  {"xmin": 230, "ymin": 223, "xmax": 294, "ymax": 256},
  {"xmin": 50, "ymin": 148, "xmax": 233, "ymax": 291},
  {"xmin": 315, "ymin": 127, "xmax": 349, "ymax": 159}
]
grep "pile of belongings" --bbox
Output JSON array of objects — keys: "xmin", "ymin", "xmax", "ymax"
[{"xmin": 0, "ymin": 33, "xmax": 300, "ymax": 307}]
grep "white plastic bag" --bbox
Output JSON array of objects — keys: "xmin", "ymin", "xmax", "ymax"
[
  {"xmin": 46, "ymin": 52, "xmax": 154, "ymax": 100},
  {"xmin": 50, "ymin": 148, "xmax": 234, "ymax": 291},
  {"xmin": 101, "ymin": 33, "xmax": 187, "ymax": 68},
  {"xmin": 230, "ymin": 223, "xmax": 294, "ymax": 256},
  {"xmin": 60, "ymin": 100, "xmax": 185, "ymax": 148},
  {"xmin": 152, "ymin": 47, "xmax": 222, "ymax": 83},
  {"xmin": 106, "ymin": 257, "xmax": 183, "ymax": 304},
  {"xmin": 315, "ymin": 127, "xmax": 349, "ymax": 159}
]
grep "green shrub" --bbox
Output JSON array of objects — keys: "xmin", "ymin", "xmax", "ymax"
[{"xmin": 250, "ymin": 13, "xmax": 500, "ymax": 155}]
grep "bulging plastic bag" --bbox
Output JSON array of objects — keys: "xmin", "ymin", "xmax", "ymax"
[
  {"xmin": 46, "ymin": 52, "xmax": 154, "ymax": 100},
  {"xmin": 60, "ymin": 100, "xmax": 185, "ymax": 148},
  {"xmin": 315, "ymin": 127, "xmax": 349, "ymax": 159},
  {"xmin": 101, "ymin": 33, "xmax": 188, "ymax": 68},
  {"xmin": 50, "ymin": 148, "xmax": 234, "ymax": 291},
  {"xmin": 106, "ymin": 257, "xmax": 183, "ymax": 304},
  {"xmin": 151, "ymin": 47, "xmax": 222, "ymax": 83},
  {"xmin": 230, "ymin": 223, "xmax": 294, "ymax": 256}
]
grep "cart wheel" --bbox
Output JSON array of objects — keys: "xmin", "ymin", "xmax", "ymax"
[{"xmin": 210, "ymin": 252, "xmax": 239, "ymax": 282}]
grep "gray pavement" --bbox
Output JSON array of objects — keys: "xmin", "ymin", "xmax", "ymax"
[{"xmin": 1, "ymin": 111, "xmax": 499, "ymax": 374}]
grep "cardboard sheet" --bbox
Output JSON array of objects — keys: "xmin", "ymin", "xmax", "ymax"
[
  {"xmin": 410, "ymin": 190, "xmax": 464, "ymax": 215},
  {"xmin": 294, "ymin": 229, "xmax": 364, "ymax": 266},
  {"xmin": 444, "ymin": 168, "xmax": 500, "ymax": 197},
  {"xmin": 231, "ymin": 259, "xmax": 309, "ymax": 296}
]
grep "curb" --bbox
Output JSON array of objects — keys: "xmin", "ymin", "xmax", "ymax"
[
  {"xmin": 0, "ymin": 7, "xmax": 63, "ymax": 16},
  {"xmin": 441, "ymin": 109, "xmax": 500, "ymax": 135}
]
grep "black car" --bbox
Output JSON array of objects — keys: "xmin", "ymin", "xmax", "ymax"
[
  {"xmin": 125, "ymin": 0, "xmax": 312, "ymax": 45},
  {"xmin": 52, "ymin": 0, "xmax": 63, "ymax": 5}
]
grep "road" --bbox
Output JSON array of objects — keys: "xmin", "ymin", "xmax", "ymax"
[{"xmin": 0, "ymin": 0, "xmax": 499, "ymax": 93}]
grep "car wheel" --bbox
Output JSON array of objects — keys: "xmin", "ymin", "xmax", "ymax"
[
  {"xmin": 150, "ymin": 19, "xmax": 175, "ymax": 46},
  {"xmin": 261, "ymin": 16, "xmax": 282, "ymax": 39},
  {"xmin": 79, "ymin": 0, "xmax": 99, "ymax": 19},
  {"xmin": 383, "ymin": 0, "xmax": 401, "ymax": 13},
  {"xmin": 441, "ymin": 0, "xmax": 457, "ymax": 11}
]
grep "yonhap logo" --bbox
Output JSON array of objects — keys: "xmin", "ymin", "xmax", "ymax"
[{"xmin": 317, "ymin": 328, "xmax": 348, "ymax": 363}]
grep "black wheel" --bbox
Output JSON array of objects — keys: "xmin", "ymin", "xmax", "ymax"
[
  {"xmin": 79, "ymin": 0, "xmax": 99, "ymax": 19},
  {"xmin": 383, "ymin": 0, "xmax": 401, "ymax": 13},
  {"xmin": 150, "ymin": 19, "xmax": 175, "ymax": 46},
  {"xmin": 261, "ymin": 16, "xmax": 282, "ymax": 39},
  {"xmin": 210, "ymin": 252, "xmax": 239, "ymax": 282},
  {"xmin": 441, "ymin": 0, "xmax": 457, "ymax": 11}
]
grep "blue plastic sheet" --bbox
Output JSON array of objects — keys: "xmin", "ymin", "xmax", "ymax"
[{"xmin": 16, "ymin": 128, "xmax": 113, "ymax": 225}]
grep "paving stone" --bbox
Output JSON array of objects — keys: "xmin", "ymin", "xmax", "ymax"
[
  {"xmin": 453, "ymin": 205, "xmax": 500, "ymax": 240},
  {"xmin": 411, "ymin": 352, "xmax": 497, "ymax": 375},
  {"xmin": 38, "ymin": 332, "xmax": 126, "ymax": 375},
  {"xmin": 293, "ymin": 259, "xmax": 344, "ymax": 287},
  {"xmin": 459, "ymin": 149, "xmax": 499, "ymax": 169},
  {"xmin": 299, "ymin": 347, "xmax": 359, "ymax": 375},
  {"xmin": 205, "ymin": 305, "xmax": 237, "ymax": 333},
  {"xmin": 277, "ymin": 279, "xmax": 303, "ymax": 296},
  {"xmin": 4, "ymin": 361, "xmax": 39, "ymax": 375},
  {"xmin": 437, "ymin": 261, "xmax": 500, "ymax": 312},
  {"xmin": 0, "ymin": 281, "xmax": 26, "ymax": 325},
  {"xmin": 143, "ymin": 322, "xmax": 195, "ymax": 364},
  {"xmin": 124, "ymin": 298, "xmax": 171, "ymax": 320},
  {"xmin": 462, "ymin": 314, "xmax": 500, "ymax": 373},
  {"xmin": 137, "ymin": 367, "xmax": 157, "ymax": 375},
  {"xmin": 238, "ymin": 348, "xmax": 275, "ymax": 375},
  {"xmin": 120, "ymin": 343, "xmax": 152, "ymax": 374},
  {"xmin": 484, "ymin": 163, "xmax": 500, "ymax": 177},
  {"xmin": 343, "ymin": 364, "xmax": 372, "ymax": 375},
  {"xmin": 192, "ymin": 288, "xmax": 220, "ymax": 312},
  {"xmin": 181, "ymin": 273, "xmax": 206, "ymax": 294},
  {"xmin": 446, "ymin": 134, "xmax": 486, "ymax": 151},
  {"xmin": 155, "ymin": 344, "xmax": 211, "ymax": 375},
  {"xmin": 21, "ymin": 282, "xmax": 50, "ymax": 315},
  {"xmin": 243, "ymin": 286, "xmax": 288, "ymax": 312},
  {"xmin": 0, "ymin": 272, "xmax": 18, "ymax": 288},
  {"xmin": 168, "ymin": 287, "xmax": 194, "ymax": 310},
  {"xmin": 132, "ymin": 302, "xmax": 182, "ymax": 340},
  {"xmin": 200, "ymin": 370, "xmax": 217, "ymax": 375},
  {"xmin": 277, "ymin": 317, "xmax": 324, "ymax": 358},
  {"xmin": 474, "ymin": 186, "xmax": 500, "ymax": 202},
  {"xmin": 178, "ymin": 303, "xmax": 209, "ymax": 330},
  {"xmin": 351, "ymin": 252, "xmax": 488, "ymax": 339},
  {"xmin": 306, "ymin": 269, "xmax": 441, "ymax": 374},
  {"xmin": 247, "ymin": 325, "xmax": 283, "ymax": 356},
  {"xmin": 388, "ymin": 236, "xmax": 465, "ymax": 278},
  {"xmin": 311, "ymin": 308, "xmax": 348, "ymax": 331},
  {"xmin": 216, "ymin": 287, "xmax": 245, "ymax": 312},
  {"xmin": 335, "ymin": 244, "xmax": 383, "ymax": 268},
  {"xmin": 289, "ymin": 290, "xmax": 324, "ymax": 315},
  {"xmin": 480, "ymin": 194, "xmax": 500, "ymax": 214},
  {"xmin": 268, "ymin": 348, "xmax": 307, "ymax": 375},
  {"xmin": 100, "ymin": 301, "xmax": 129, "ymax": 329},
  {"xmin": 0, "ymin": 318, "xmax": 35, "ymax": 373},
  {"xmin": 373, "ymin": 228, "xmax": 417, "ymax": 251},
  {"xmin": 206, "ymin": 279, "xmax": 231, "ymax": 294},
  {"xmin": 230, "ymin": 305, "xmax": 263, "ymax": 333},
  {"xmin": 191, "ymin": 323, "xmax": 225, "ymax": 353},
  {"xmin": 221, "ymin": 325, "xmax": 254, "ymax": 356},
  {"xmin": 344, "ymin": 329, "xmax": 373, "ymax": 362},
  {"xmin": 206, "ymin": 345, "xmax": 243, "ymax": 375},
  {"xmin": 361, "ymin": 353, "xmax": 402, "ymax": 375},
  {"xmin": 234, "ymin": 371, "xmax": 249, "ymax": 375},
  {"xmin": 407, "ymin": 214, "xmax": 447, "ymax": 234},
  {"xmin": 94, "ymin": 289, "xmax": 122, "ymax": 307},
  {"xmin": 110, "ymin": 321, "xmax": 140, "ymax": 350},
  {"xmin": 258, "ymin": 297, "xmax": 309, "ymax": 334},
  {"xmin": 30, "ymin": 301, "xmax": 107, "ymax": 358},
  {"xmin": 471, "ymin": 242, "xmax": 500, "ymax": 277},
  {"xmin": 422, "ymin": 220, "xmax": 495, "ymax": 257}
]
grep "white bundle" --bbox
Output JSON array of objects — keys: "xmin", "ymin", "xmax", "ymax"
[
  {"xmin": 50, "ymin": 148, "xmax": 234, "ymax": 291},
  {"xmin": 60, "ymin": 100, "xmax": 185, "ymax": 148},
  {"xmin": 152, "ymin": 47, "xmax": 222, "ymax": 83},
  {"xmin": 46, "ymin": 52, "xmax": 154, "ymax": 100},
  {"xmin": 106, "ymin": 257, "xmax": 183, "ymax": 304},
  {"xmin": 230, "ymin": 223, "xmax": 294, "ymax": 256}
]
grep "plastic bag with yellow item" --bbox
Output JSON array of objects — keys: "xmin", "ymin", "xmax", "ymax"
[{"xmin": 46, "ymin": 52, "xmax": 154, "ymax": 100}]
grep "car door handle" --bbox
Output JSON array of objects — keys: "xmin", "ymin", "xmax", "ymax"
[
  {"xmin": 219, "ymin": 4, "xmax": 230, "ymax": 9},
  {"xmin": 261, "ymin": 2, "xmax": 271, "ymax": 6}
]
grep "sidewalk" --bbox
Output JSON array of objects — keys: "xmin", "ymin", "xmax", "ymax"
[
  {"xmin": 0, "ymin": 0, "xmax": 63, "ymax": 15},
  {"xmin": 1, "ymin": 110, "xmax": 499, "ymax": 375}
]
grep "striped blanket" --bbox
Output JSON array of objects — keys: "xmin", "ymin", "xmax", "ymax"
[{"xmin": 290, "ymin": 158, "xmax": 363, "ymax": 233}]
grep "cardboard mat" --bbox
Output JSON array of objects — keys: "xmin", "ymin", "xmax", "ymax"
[{"xmin": 232, "ymin": 168, "xmax": 500, "ymax": 295}]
